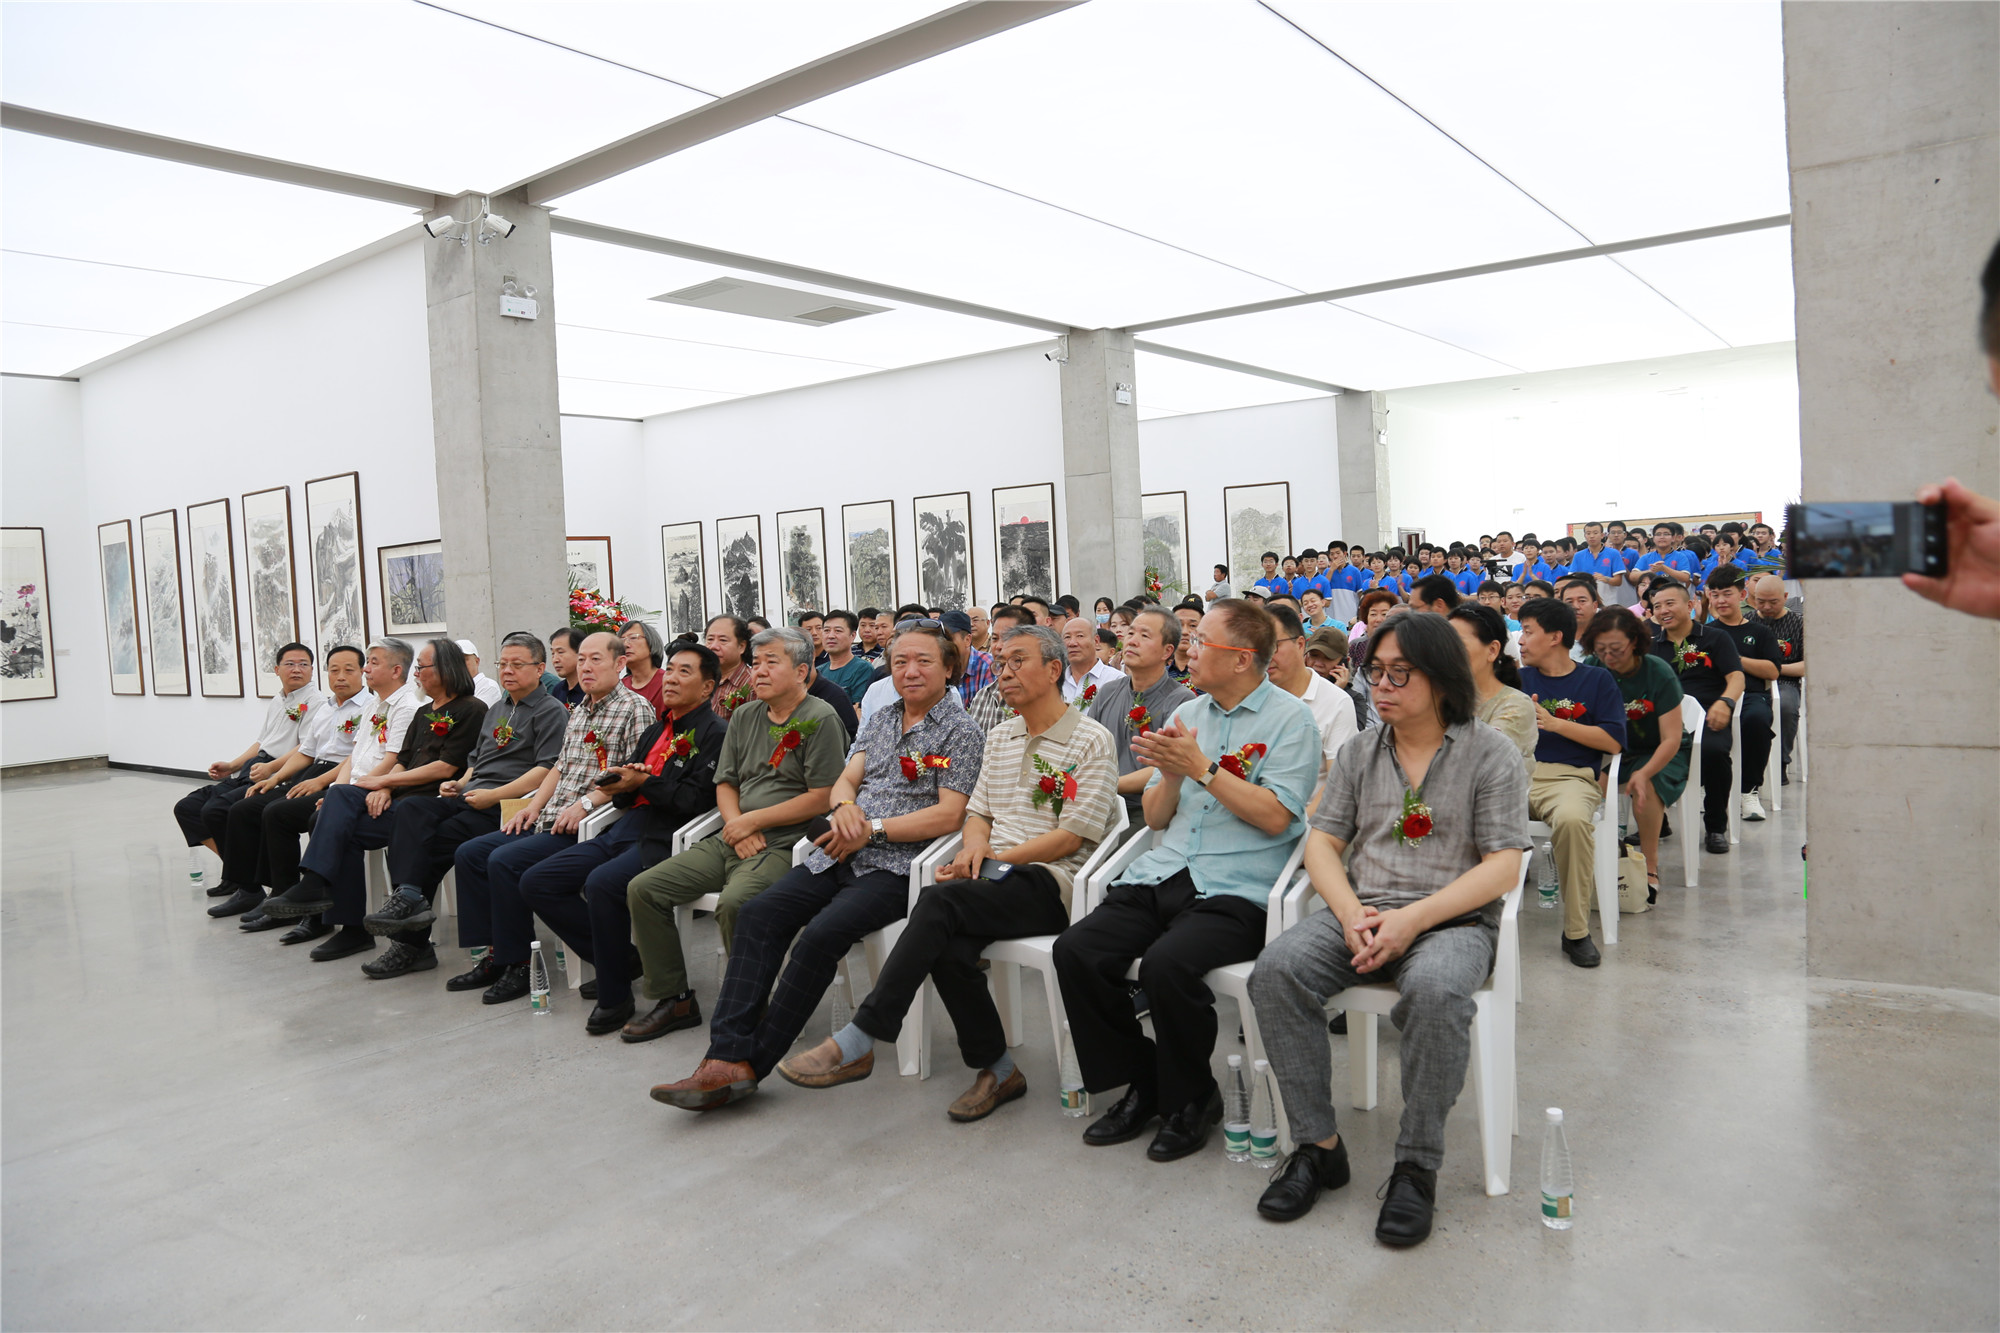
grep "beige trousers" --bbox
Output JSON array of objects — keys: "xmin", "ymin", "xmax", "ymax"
[{"xmin": 1529, "ymin": 762, "xmax": 1602, "ymax": 940}]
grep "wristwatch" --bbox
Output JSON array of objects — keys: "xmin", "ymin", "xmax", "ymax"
[
  {"xmin": 869, "ymin": 817, "xmax": 887, "ymax": 846},
  {"xmin": 1194, "ymin": 759, "xmax": 1221, "ymax": 788}
]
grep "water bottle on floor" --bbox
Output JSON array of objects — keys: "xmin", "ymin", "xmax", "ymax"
[
  {"xmin": 1249, "ymin": 1058, "xmax": 1279, "ymax": 1166},
  {"xmin": 527, "ymin": 940, "xmax": 551, "ymax": 1014},
  {"xmin": 553, "ymin": 945, "xmax": 567, "ymax": 977},
  {"xmin": 1223, "ymin": 1054, "xmax": 1252, "ymax": 1162},
  {"xmin": 712, "ymin": 945, "xmax": 727, "ymax": 994},
  {"xmin": 1058, "ymin": 1021, "xmax": 1088, "ymax": 1117},
  {"xmin": 188, "ymin": 848, "xmax": 205, "ymax": 891},
  {"xmin": 829, "ymin": 958, "xmax": 852, "ymax": 1034},
  {"xmin": 1537, "ymin": 840, "xmax": 1559, "ymax": 909},
  {"xmin": 1541, "ymin": 1107, "xmax": 1574, "ymax": 1229}
]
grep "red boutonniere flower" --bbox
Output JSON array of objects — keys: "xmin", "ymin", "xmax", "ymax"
[
  {"xmin": 899, "ymin": 750, "xmax": 952, "ymax": 781},
  {"xmin": 1671, "ymin": 640, "xmax": 1713, "ymax": 672},
  {"xmin": 583, "ymin": 728, "xmax": 609, "ymax": 770},
  {"xmin": 1030, "ymin": 753, "xmax": 1079, "ymax": 816},
  {"xmin": 423, "ymin": 710, "xmax": 454, "ymax": 737},
  {"xmin": 1394, "ymin": 788, "xmax": 1434, "ymax": 847},
  {"xmin": 1624, "ymin": 698, "xmax": 1656, "ymax": 721},
  {"xmin": 718, "ymin": 684, "xmax": 754, "ymax": 717},
  {"xmin": 492, "ymin": 716, "xmax": 516, "ymax": 748},
  {"xmin": 1072, "ymin": 682, "xmax": 1098, "ymax": 711},
  {"xmin": 369, "ymin": 712, "xmax": 388, "ymax": 742},
  {"xmin": 767, "ymin": 716, "xmax": 823, "ymax": 767},
  {"xmin": 1541, "ymin": 698, "xmax": 1587, "ymax": 721},
  {"xmin": 647, "ymin": 728, "xmax": 697, "ymax": 775},
  {"xmin": 1216, "ymin": 741, "xmax": 1268, "ymax": 780},
  {"xmin": 338, "ymin": 714, "xmax": 360, "ymax": 737},
  {"xmin": 1127, "ymin": 703, "xmax": 1153, "ymax": 734},
  {"xmin": 285, "ymin": 701, "xmax": 308, "ymax": 723},
  {"xmin": 1779, "ymin": 640, "xmax": 1794, "ymax": 659}
]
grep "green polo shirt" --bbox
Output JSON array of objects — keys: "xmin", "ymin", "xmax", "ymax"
[{"xmin": 713, "ymin": 693, "xmax": 847, "ymax": 849}]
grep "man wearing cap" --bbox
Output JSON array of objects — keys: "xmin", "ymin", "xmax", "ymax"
[
  {"xmin": 1088, "ymin": 606, "xmax": 1194, "ymax": 827},
  {"xmin": 1303, "ymin": 625, "xmax": 1368, "ymax": 733},
  {"xmin": 456, "ymin": 639, "xmax": 507, "ymax": 708}
]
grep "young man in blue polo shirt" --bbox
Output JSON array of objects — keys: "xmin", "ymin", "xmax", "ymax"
[
  {"xmin": 1515, "ymin": 539, "xmax": 1552, "ymax": 583},
  {"xmin": 1516, "ymin": 597, "xmax": 1626, "ymax": 969},
  {"xmin": 1290, "ymin": 550, "xmax": 1332, "ymax": 603},
  {"xmin": 1448, "ymin": 551, "xmax": 1486, "ymax": 598},
  {"xmin": 1570, "ymin": 521, "xmax": 1631, "ymax": 606},
  {"xmin": 1252, "ymin": 551, "xmax": 1289, "ymax": 599},
  {"xmin": 1628, "ymin": 522, "xmax": 1699, "ymax": 591}
]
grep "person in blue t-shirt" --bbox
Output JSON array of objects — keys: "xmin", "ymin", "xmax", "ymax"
[
  {"xmin": 1323, "ymin": 547, "xmax": 1368, "ymax": 595},
  {"xmin": 1740, "ymin": 521, "xmax": 1784, "ymax": 575},
  {"xmin": 1516, "ymin": 595, "xmax": 1626, "ymax": 968},
  {"xmin": 1381, "ymin": 552, "xmax": 1410, "ymax": 597},
  {"xmin": 1290, "ymin": 550, "xmax": 1332, "ymax": 602},
  {"xmin": 1515, "ymin": 539, "xmax": 1553, "ymax": 583},
  {"xmin": 1699, "ymin": 531, "xmax": 1754, "ymax": 582},
  {"xmin": 1251, "ymin": 551, "xmax": 1289, "ymax": 599},
  {"xmin": 1628, "ymin": 523, "xmax": 1698, "ymax": 591},
  {"xmin": 1448, "ymin": 552, "xmax": 1486, "ymax": 597},
  {"xmin": 1569, "ymin": 521, "xmax": 1630, "ymax": 602}
]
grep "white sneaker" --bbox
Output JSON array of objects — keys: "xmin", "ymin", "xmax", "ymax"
[{"xmin": 1741, "ymin": 791, "xmax": 1767, "ymax": 822}]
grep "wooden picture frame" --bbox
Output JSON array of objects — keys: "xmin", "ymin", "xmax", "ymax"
[
  {"xmin": 1, "ymin": 526, "xmax": 58, "ymax": 701},
  {"xmin": 992, "ymin": 482, "xmax": 1058, "ymax": 604},
  {"xmin": 241, "ymin": 485, "xmax": 300, "ymax": 698},
  {"xmin": 1142, "ymin": 491, "xmax": 1191, "ymax": 601},
  {"xmin": 566, "ymin": 535, "xmax": 615, "ymax": 598},
  {"xmin": 659, "ymin": 522, "xmax": 706, "ymax": 639},
  {"xmin": 913, "ymin": 490, "xmax": 975, "ymax": 612},
  {"xmin": 140, "ymin": 509, "xmax": 190, "ymax": 695},
  {"xmin": 714, "ymin": 514, "xmax": 764, "ymax": 621},
  {"xmin": 774, "ymin": 507, "xmax": 829, "ymax": 628},
  {"xmin": 841, "ymin": 500, "xmax": 897, "ymax": 613},
  {"xmin": 304, "ymin": 471, "xmax": 369, "ymax": 669},
  {"xmin": 379, "ymin": 539, "xmax": 446, "ymax": 636},
  {"xmin": 1223, "ymin": 482, "xmax": 1292, "ymax": 605},
  {"xmin": 187, "ymin": 498, "xmax": 243, "ymax": 697},
  {"xmin": 96, "ymin": 519, "xmax": 145, "ymax": 696}
]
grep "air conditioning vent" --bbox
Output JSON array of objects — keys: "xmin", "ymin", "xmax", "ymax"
[{"xmin": 652, "ymin": 276, "xmax": 889, "ymax": 327}]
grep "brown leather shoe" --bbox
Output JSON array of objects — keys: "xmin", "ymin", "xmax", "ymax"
[
  {"xmin": 776, "ymin": 1037, "xmax": 874, "ymax": 1089},
  {"xmin": 650, "ymin": 1058, "xmax": 758, "ymax": 1111},
  {"xmin": 621, "ymin": 993, "xmax": 701, "ymax": 1043},
  {"xmin": 948, "ymin": 1065, "xmax": 1028, "ymax": 1122}
]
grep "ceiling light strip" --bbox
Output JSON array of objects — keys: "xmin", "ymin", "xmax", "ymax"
[
  {"xmin": 1133, "ymin": 340, "xmax": 1346, "ymax": 394},
  {"xmin": 1127, "ymin": 214, "xmax": 1793, "ymax": 334}
]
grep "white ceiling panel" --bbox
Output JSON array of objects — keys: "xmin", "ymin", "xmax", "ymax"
[
  {"xmin": 0, "ymin": 323, "xmax": 133, "ymax": 378},
  {"xmin": 557, "ymin": 373, "xmax": 737, "ymax": 421},
  {"xmin": 1133, "ymin": 351, "xmax": 1329, "ymax": 421},
  {"xmin": 1267, "ymin": 1, "xmax": 1790, "ymax": 242},
  {"xmin": 1149, "ymin": 302, "xmax": 1518, "ymax": 393},
  {"xmin": 1610, "ymin": 226, "xmax": 1796, "ymax": 347},
  {"xmin": 0, "ymin": 1, "xmax": 703, "ymax": 193}
]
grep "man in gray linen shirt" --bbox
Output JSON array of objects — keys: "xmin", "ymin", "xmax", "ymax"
[
  {"xmin": 1247, "ymin": 612, "xmax": 1529, "ymax": 1248},
  {"xmin": 1088, "ymin": 606, "xmax": 1194, "ymax": 827}
]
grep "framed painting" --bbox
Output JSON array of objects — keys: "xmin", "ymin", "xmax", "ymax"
[
  {"xmin": 913, "ymin": 490, "xmax": 974, "ymax": 612},
  {"xmin": 993, "ymin": 483, "xmax": 1058, "ymax": 604},
  {"xmin": 140, "ymin": 509, "xmax": 189, "ymax": 695},
  {"xmin": 96, "ymin": 519, "xmax": 144, "ymax": 696},
  {"xmin": 379, "ymin": 540, "xmax": 446, "ymax": 636},
  {"xmin": 1141, "ymin": 491, "xmax": 1190, "ymax": 601},
  {"xmin": 715, "ymin": 514, "xmax": 763, "ymax": 621},
  {"xmin": 566, "ymin": 535, "xmax": 614, "ymax": 598},
  {"xmin": 774, "ymin": 507, "xmax": 828, "ymax": 627},
  {"xmin": 305, "ymin": 471, "xmax": 368, "ymax": 666},
  {"xmin": 1, "ymin": 527, "xmax": 57, "ymax": 701},
  {"xmin": 659, "ymin": 522, "xmax": 705, "ymax": 639},
  {"xmin": 1223, "ymin": 483, "xmax": 1292, "ymax": 604},
  {"xmin": 186, "ymin": 498, "xmax": 243, "ymax": 697},
  {"xmin": 241, "ymin": 485, "xmax": 300, "ymax": 697},
  {"xmin": 841, "ymin": 500, "xmax": 897, "ymax": 613}
]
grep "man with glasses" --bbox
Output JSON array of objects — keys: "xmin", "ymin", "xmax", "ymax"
[
  {"xmin": 967, "ymin": 606, "xmax": 1035, "ymax": 732},
  {"xmin": 1055, "ymin": 600, "xmax": 1321, "ymax": 1163}
]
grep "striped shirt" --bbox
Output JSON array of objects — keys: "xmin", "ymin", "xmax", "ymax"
[
  {"xmin": 537, "ymin": 686, "xmax": 656, "ymax": 832},
  {"xmin": 965, "ymin": 704, "xmax": 1118, "ymax": 908}
]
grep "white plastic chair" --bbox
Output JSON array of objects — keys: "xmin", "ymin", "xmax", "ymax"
[
  {"xmin": 1760, "ymin": 678, "xmax": 1783, "ymax": 813},
  {"xmin": 1725, "ymin": 689, "xmax": 1746, "ymax": 845},
  {"xmin": 1525, "ymin": 752, "xmax": 1621, "ymax": 945},
  {"xmin": 363, "ymin": 849, "xmax": 456, "ymax": 923},
  {"xmin": 1669, "ymin": 697, "xmax": 1705, "ymax": 888},
  {"xmin": 1282, "ymin": 852, "xmax": 1530, "ymax": 1197}
]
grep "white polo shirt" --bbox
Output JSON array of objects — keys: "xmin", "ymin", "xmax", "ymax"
[
  {"xmin": 1061, "ymin": 660, "xmax": 1124, "ymax": 707},
  {"xmin": 343, "ymin": 681, "xmax": 424, "ymax": 782},
  {"xmin": 253, "ymin": 682, "xmax": 326, "ymax": 758}
]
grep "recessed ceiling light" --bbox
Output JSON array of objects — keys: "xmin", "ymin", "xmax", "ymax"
[{"xmin": 652, "ymin": 277, "xmax": 888, "ymax": 327}]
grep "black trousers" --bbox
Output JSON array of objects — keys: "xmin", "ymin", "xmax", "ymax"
[
  {"xmin": 383, "ymin": 793, "xmax": 500, "ymax": 947},
  {"xmin": 1695, "ymin": 695, "xmax": 1776, "ymax": 831},
  {"xmin": 171, "ymin": 755, "xmax": 269, "ymax": 847},
  {"xmin": 1053, "ymin": 869, "xmax": 1268, "ymax": 1113},
  {"xmin": 1737, "ymin": 689, "xmax": 1775, "ymax": 796},
  {"xmin": 853, "ymin": 864, "xmax": 1071, "ymax": 1072},
  {"xmin": 219, "ymin": 762, "xmax": 335, "ymax": 884},
  {"xmin": 260, "ymin": 789, "xmax": 321, "ymax": 892}
]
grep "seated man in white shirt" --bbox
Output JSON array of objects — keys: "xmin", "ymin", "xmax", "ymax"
[
  {"xmin": 1266, "ymin": 605, "xmax": 1359, "ymax": 795},
  {"xmin": 456, "ymin": 638, "xmax": 507, "ymax": 707},
  {"xmin": 1061, "ymin": 616, "xmax": 1124, "ymax": 708}
]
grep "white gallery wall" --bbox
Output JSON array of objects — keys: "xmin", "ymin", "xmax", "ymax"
[{"xmin": 1137, "ymin": 396, "xmax": 1344, "ymax": 584}]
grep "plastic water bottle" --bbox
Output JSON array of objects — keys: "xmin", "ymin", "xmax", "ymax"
[
  {"xmin": 553, "ymin": 945, "xmax": 568, "ymax": 977},
  {"xmin": 527, "ymin": 940, "xmax": 551, "ymax": 1014},
  {"xmin": 1249, "ymin": 1058, "xmax": 1279, "ymax": 1166},
  {"xmin": 1058, "ymin": 1021, "xmax": 1088, "ymax": 1117},
  {"xmin": 1537, "ymin": 839, "xmax": 1559, "ymax": 909},
  {"xmin": 188, "ymin": 847, "xmax": 205, "ymax": 890},
  {"xmin": 1223, "ymin": 1054, "xmax": 1253, "ymax": 1161},
  {"xmin": 1541, "ymin": 1107, "xmax": 1574, "ymax": 1229},
  {"xmin": 712, "ymin": 945, "xmax": 728, "ymax": 995},
  {"xmin": 829, "ymin": 957, "xmax": 853, "ymax": 1034}
]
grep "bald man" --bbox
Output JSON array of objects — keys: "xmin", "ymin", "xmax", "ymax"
[
  {"xmin": 1747, "ymin": 575, "xmax": 1805, "ymax": 786},
  {"xmin": 1060, "ymin": 616, "xmax": 1123, "ymax": 707}
]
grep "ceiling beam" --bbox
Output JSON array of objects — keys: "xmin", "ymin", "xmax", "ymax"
[
  {"xmin": 513, "ymin": 1, "xmax": 1081, "ymax": 204},
  {"xmin": 1133, "ymin": 340, "xmax": 1345, "ymax": 394},
  {"xmin": 1126, "ymin": 214, "xmax": 1793, "ymax": 333},
  {"xmin": 548, "ymin": 214, "xmax": 1071, "ymax": 332},
  {"xmin": 1, "ymin": 103, "xmax": 443, "ymax": 211}
]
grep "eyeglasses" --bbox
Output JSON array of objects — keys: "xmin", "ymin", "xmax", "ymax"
[
  {"xmin": 1362, "ymin": 662, "xmax": 1415, "ymax": 688},
  {"xmin": 1186, "ymin": 634, "xmax": 1256, "ymax": 654},
  {"xmin": 1273, "ymin": 635, "xmax": 1303, "ymax": 647}
]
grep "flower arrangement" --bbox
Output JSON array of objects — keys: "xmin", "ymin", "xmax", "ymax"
[
  {"xmin": 567, "ymin": 576, "xmax": 659, "ymax": 637},
  {"xmin": 1540, "ymin": 698, "xmax": 1587, "ymax": 721},
  {"xmin": 1142, "ymin": 567, "xmax": 1181, "ymax": 599}
]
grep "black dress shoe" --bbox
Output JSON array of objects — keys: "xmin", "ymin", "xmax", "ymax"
[
  {"xmin": 239, "ymin": 909, "xmax": 285, "ymax": 933},
  {"xmin": 1703, "ymin": 829, "xmax": 1730, "ymax": 855},
  {"xmin": 279, "ymin": 916, "xmax": 332, "ymax": 945},
  {"xmin": 482, "ymin": 963, "xmax": 531, "ymax": 1005},
  {"xmin": 264, "ymin": 880, "xmax": 334, "ymax": 918},
  {"xmin": 207, "ymin": 886, "xmax": 266, "ymax": 918},
  {"xmin": 1082, "ymin": 1085, "xmax": 1160, "ymax": 1147},
  {"xmin": 361, "ymin": 941, "xmax": 437, "ymax": 979},
  {"xmin": 1147, "ymin": 1085, "xmax": 1224, "ymax": 1162},
  {"xmin": 310, "ymin": 928, "xmax": 376, "ymax": 961},
  {"xmin": 1258, "ymin": 1139, "xmax": 1351, "ymax": 1222},
  {"xmin": 1562, "ymin": 934, "xmax": 1602, "ymax": 968},
  {"xmin": 445, "ymin": 954, "xmax": 507, "ymax": 993},
  {"xmin": 585, "ymin": 999, "xmax": 635, "ymax": 1036},
  {"xmin": 362, "ymin": 888, "xmax": 437, "ymax": 936},
  {"xmin": 1329, "ymin": 1012, "xmax": 1348, "ymax": 1035},
  {"xmin": 205, "ymin": 880, "xmax": 236, "ymax": 897},
  {"xmin": 1375, "ymin": 1161, "xmax": 1437, "ymax": 1247},
  {"xmin": 579, "ymin": 979, "xmax": 599, "ymax": 1000},
  {"xmin": 620, "ymin": 993, "xmax": 701, "ymax": 1042}
]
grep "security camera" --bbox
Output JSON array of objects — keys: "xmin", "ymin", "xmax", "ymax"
[
  {"xmin": 478, "ymin": 212, "xmax": 516, "ymax": 243},
  {"xmin": 423, "ymin": 214, "xmax": 463, "ymax": 239},
  {"xmin": 1044, "ymin": 347, "xmax": 1069, "ymax": 364}
]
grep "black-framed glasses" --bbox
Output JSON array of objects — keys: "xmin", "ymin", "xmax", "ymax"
[{"xmin": 1361, "ymin": 662, "xmax": 1414, "ymax": 688}]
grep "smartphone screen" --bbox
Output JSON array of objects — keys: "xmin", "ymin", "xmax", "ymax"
[{"xmin": 1785, "ymin": 502, "xmax": 1946, "ymax": 579}]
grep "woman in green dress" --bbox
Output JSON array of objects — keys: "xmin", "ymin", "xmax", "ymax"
[{"xmin": 1582, "ymin": 605, "xmax": 1687, "ymax": 899}]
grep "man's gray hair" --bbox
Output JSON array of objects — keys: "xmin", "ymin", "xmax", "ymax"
[
  {"xmin": 1134, "ymin": 606, "xmax": 1181, "ymax": 648},
  {"xmin": 999, "ymin": 623, "xmax": 1064, "ymax": 666},
  {"xmin": 368, "ymin": 637, "xmax": 414, "ymax": 676},
  {"xmin": 499, "ymin": 630, "xmax": 547, "ymax": 665},
  {"xmin": 751, "ymin": 625, "xmax": 813, "ymax": 670}
]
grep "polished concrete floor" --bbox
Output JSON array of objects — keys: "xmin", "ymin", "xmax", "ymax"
[{"xmin": 2, "ymin": 768, "xmax": 1995, "ymax": 1331}]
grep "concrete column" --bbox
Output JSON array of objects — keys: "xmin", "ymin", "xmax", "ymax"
[
  {"xmin": 1785, "ymin": 1, "xmax": 1999, "ymax": 993},
  {"xmin": 1335, "ymin": 389, "xmax": 1390, "ymax": 548},
  {"xmin": 423, "ymin": 190, "xmax": 569, "ymax": 662},
  {"xmin": 1059, "ymin": 328, "xmax": 1143, "ymax": 602}
]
